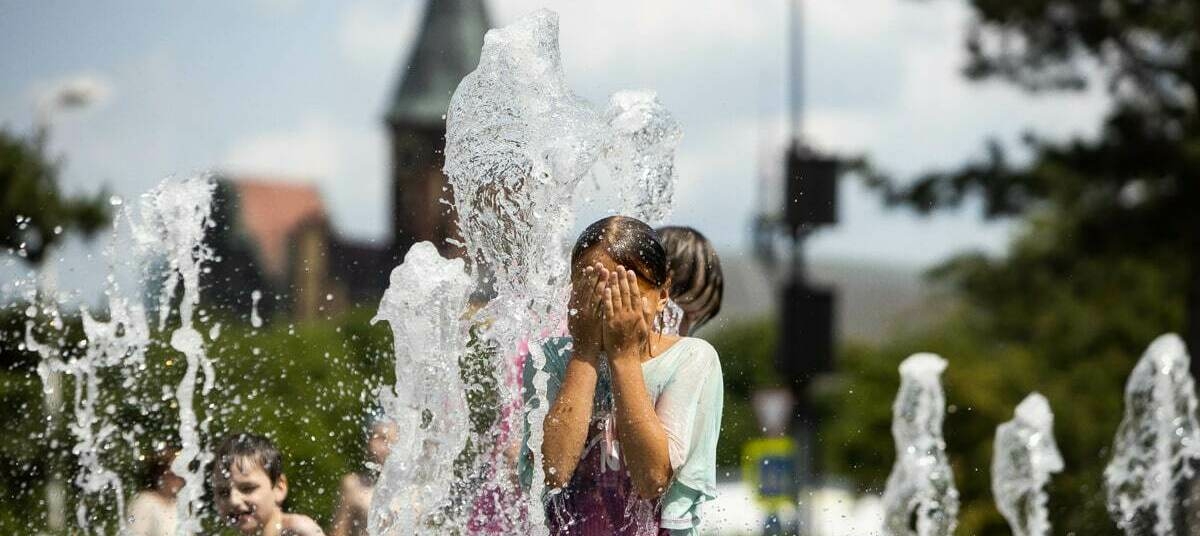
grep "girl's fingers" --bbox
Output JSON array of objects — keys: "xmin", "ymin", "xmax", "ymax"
[
  {"xmin": 603, "ymin": 286, "xmax": 616, "ymax": 320},
  {"xmin": 626, "ymin": 269, "xmax": 640, "ymax": 303},
  {"xmin": 617, "ymin": 266, "xmax": 632, "ymax": 311},
  {"xmin": 607, "ymin": 266, "xmax": 619, "ymax": 310},
  {"xmin": 592, "ymin": 266, "xmax": 608, "ymax": 309}
]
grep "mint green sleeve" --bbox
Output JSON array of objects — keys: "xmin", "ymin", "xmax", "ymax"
[
  {"xmin": 657, "ymin": 340, "xmax": 724, "ymax": 533},
  {"xmin": 518, "ymin": 337, "xmax": 572, "ymax": 491}
]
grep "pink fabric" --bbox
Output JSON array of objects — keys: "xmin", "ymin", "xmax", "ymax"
[{"xmin": 469, "ymin": 322, "xmax": 569, "ymax": 534}]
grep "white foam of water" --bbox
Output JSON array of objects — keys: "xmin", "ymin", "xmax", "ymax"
[
  {"xmin": 1104, "ymin": 333, "xmax": 1200, "ymax": 535},
  {"xmin": 881, "ymin": 353, "xmax": 959, "ymax": 536},
  {"xmin": 992, "ymin": 392, "xmax": 1063, "ymax": 536},
  {"xmin": 368, "ymin": 242, "xmax": 473, "ymax": 535}
]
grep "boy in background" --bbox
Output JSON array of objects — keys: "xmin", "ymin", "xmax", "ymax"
[{"xmin": 211, "ymin": 432, "xmax": 325, "ymax": 536}]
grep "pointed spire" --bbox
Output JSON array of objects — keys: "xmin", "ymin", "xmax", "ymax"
[{"xmin": 386, "ymin": 0, "xmax": 490, "ymax": 128}]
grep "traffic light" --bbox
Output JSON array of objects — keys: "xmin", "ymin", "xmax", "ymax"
[
  {"xmin": 774, "ymin": 281, "xmax": 835, "ymax": 386},
  {"xmin": 784, "ymin": 146, "xmax": 838, "ymax": 230}
]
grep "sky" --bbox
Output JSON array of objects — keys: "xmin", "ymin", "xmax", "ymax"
[{"xmin": 0, "ymin": 0, "xmax": 1111, "ymax": 278}]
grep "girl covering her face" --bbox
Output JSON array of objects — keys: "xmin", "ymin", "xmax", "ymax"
[{"xmin": 521, "ymin": 216, "xmax": 724, "ymax": 536}]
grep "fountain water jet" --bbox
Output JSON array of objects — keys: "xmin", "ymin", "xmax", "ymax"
[
  {"xmin": 367, "ymin": 242, "xmax": 473, "ymax": 535},
  {"xmin": 440, "ymin": 8, "xmax": 679, "ymax": 533},
  {"xmin": 1105, "ymin": 333, "xmax": 1200, "ymax": 535},
  {"xmin": 26, "ymin": 291, "xmax": 150, "ymax": 534},
  {"xmin": 992, "ymin": 392, "xmax": 1063, "ymax": 536},
  {"xmin": 881, "ymin": 353, "xmax": 959, "ymax": 536},
  {"xmin": 24, "ymin": 176, "xmax": 216, "ymax": 534},
  {"xmin": 131, "ymin": 176, "xmax": 217, "ymax": 536}
]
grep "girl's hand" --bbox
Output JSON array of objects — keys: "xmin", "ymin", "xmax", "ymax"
[
  {"xmin": 568, "ymin": 262, "xmax": 606, "ymax": 363},
  {"xmin": 601, "ymin": 266, "xmax": 652, "ymax": 362}
]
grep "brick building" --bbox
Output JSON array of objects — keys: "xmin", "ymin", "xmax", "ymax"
[{"xmin": 204, "ymin": 0, "xmax": 490, "ymax": 322}]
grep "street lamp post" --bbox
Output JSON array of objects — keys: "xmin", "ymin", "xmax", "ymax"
[{"xmin": 33, "ymin": 80, "xmax": 96, "ymax": 533}]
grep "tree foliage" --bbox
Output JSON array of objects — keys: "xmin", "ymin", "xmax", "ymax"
[
  {"xmin": 865, "ymin": 0, "xmax": 1200, "ymax": 344},
  {"xmin": 833, "ymin": 2, "xmax": 1200, "ymax": 532},
  {"xmin": 0, "ymin": 128, "xmax": 108, "ymax": 264}
]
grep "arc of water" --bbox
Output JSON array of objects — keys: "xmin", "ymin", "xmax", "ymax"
[
  {"xmin": 367, "ymin": 242, "xmax": 473, "ymax": 535},
  {"xmin": 881, "ymin": 353, "xmax": 959, "ymax": 536},
  {"xmin": 992, "ymin": 392, "xmax": 1064, "ymax": 536},
  {"xmin": 1104, "ymin": 333, "xmax": 1200, "ymax": 536}
]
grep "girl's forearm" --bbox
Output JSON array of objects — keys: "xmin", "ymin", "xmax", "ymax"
[
  {"xmin": 541, "ymin": 357, "xmax": 598, "ymax": 488},
  {"xmin": 609, "ymin": 357, "xmax": 673, "ymax": 499}
]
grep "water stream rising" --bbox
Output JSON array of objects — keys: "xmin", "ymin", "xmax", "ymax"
[
  {"xmin": 439, "ymin": 9, "xmax": 679, "ymax": 533},
  {"xmin": 992, "ymin": 392, "xmax": 1063, "ymax": 536},
  {"xmin": 367, "ymin": 242, "xmax": 473, "ymax": 534},
  {"xmin": 881, "ymin": 353, "xmax": 959, "ymax": 536},
  {"xmin": 1105, "ymin": 333, "xmax": 1200, "ymax": 536}
]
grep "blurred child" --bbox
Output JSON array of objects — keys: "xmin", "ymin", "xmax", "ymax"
[
  {"xmin": 211, "ymin": 432, "xmax": 325, "ymax": 536},
  {"xmin": 125, "ymin": 446, "xmax": 183, "ymax": 536},
  {"xmin": 656, "ymin": 226, "xmax": 724, "ymax": 336},
  {"xmin": 330, "ymin": 416, "xmax": 398, "ymax": 536}
]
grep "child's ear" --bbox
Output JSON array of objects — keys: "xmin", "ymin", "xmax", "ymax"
[
  {"xmin": 657, "ymin": 288, "xmax": 670, "ymax": 310},
  {"xmin": 274, "ymin": 474, "xmax": 289, "ymax": 506}
]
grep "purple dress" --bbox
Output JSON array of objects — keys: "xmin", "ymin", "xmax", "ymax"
[{"xmin": 544, "ymin": 420, "xmax": 667, "ymax": 536}]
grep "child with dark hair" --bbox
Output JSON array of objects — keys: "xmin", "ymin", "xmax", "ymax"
[
  {"xmin": 126, "ymin": 445, "xmax": 183, "ymax": 536},
  {"xmin": 210, "ymin": 432, "xmax": 325, "ymax": 536},
  {"xmin": 331, "ymin": 415, "xmax": 398, "ymax": 536},
  {"xmin": 523, "ymin": 215, "xmax": 724, "ymax": 535},
  {"xmin": 655, "ymin": 226, "xmax": 724, "ymax": 335}
]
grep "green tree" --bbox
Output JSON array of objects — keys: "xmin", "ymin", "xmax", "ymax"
[
  {"xmin": 0, "ymin": 127, "xmax": 108, "ymax": 264},
  {"xmin": 836, "ymin": 1, "xmax": 1200, "ymax": 533},
  {"xmin": 867, "ymin": 0, "xmax": 1200, "ymax": 367}
]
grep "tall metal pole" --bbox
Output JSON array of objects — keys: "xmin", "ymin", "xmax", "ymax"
[
  {"xmin": 33, "ymin": 83, "xmax": 95, "ymax": 533},
  {"xmin": 789, "ymin": 0, "xmax": 804, "ymax": 146}
]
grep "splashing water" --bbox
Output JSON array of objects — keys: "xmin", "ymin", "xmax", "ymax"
[
  {"xmin": 24, "ymin": 175, "xmax": 215, "ymax": 534},
  {"xmin": 442, "ymin": 9, "xmax": 679, "ymax": 532},
  {"xmin": 655, "ymin": 299, "xmax": 685, "ymax": 336},
  {"xmin": 132, "ymin": 176, "xmax": 216, "ymax": 535},
  {"xmin": 882, "ymin": 353, "xmax": 959, "ymax": 536},
  {"xmin": 27, "ymin": 293, "xmax": 150, "ymax": 533},
  {"xmin": 603, "ymin": 89, "xmax": 681, "ymax": 225},
  {"xmin": 1105, "ymin": 333, "xmax": 1200, "ymax": 535},
  {"xmin": 992, "ymin": 393, "xmax": 1064, "ymax": 536},
  {"xmin": 249, "ymin": 289, "xmax": 262, "ymax": 328},
  {"xmin": 368, "ymin": 242, "xmax": 473, "ymax": 534}
]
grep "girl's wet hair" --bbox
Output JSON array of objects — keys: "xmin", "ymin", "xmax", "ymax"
[
  {"xmin": 571, "ymin": 216, "xmax": 670, "ymax": 288},
  {"xmin": 656, "ymin": 226, "xmax": 723, "ymax": 331},
  {"xmin": 141, "ymin": 444, "xmax": 179, "ymax": 490},
  {"xmin": 213, "ymin": 432, "xmax": 283, "ymax": 485}
]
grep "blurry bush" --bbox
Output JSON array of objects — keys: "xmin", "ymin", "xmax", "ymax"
[
  {"xmin": 820, "ymin": 244, "xmax": 1182, "ymax": 535},
  {"xmin": 706, "ymin": 317, "xmax": 779, "ymax": 470}
]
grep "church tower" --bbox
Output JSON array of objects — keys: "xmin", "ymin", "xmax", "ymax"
[{"xmin": 386, "ymin": 0, "xmax": 490, "ymax": 260}]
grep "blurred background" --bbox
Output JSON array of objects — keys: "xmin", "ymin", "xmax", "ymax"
[{"xmin": 1, "ymin": 0, "xmax": 1194, "ymax": 534}]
